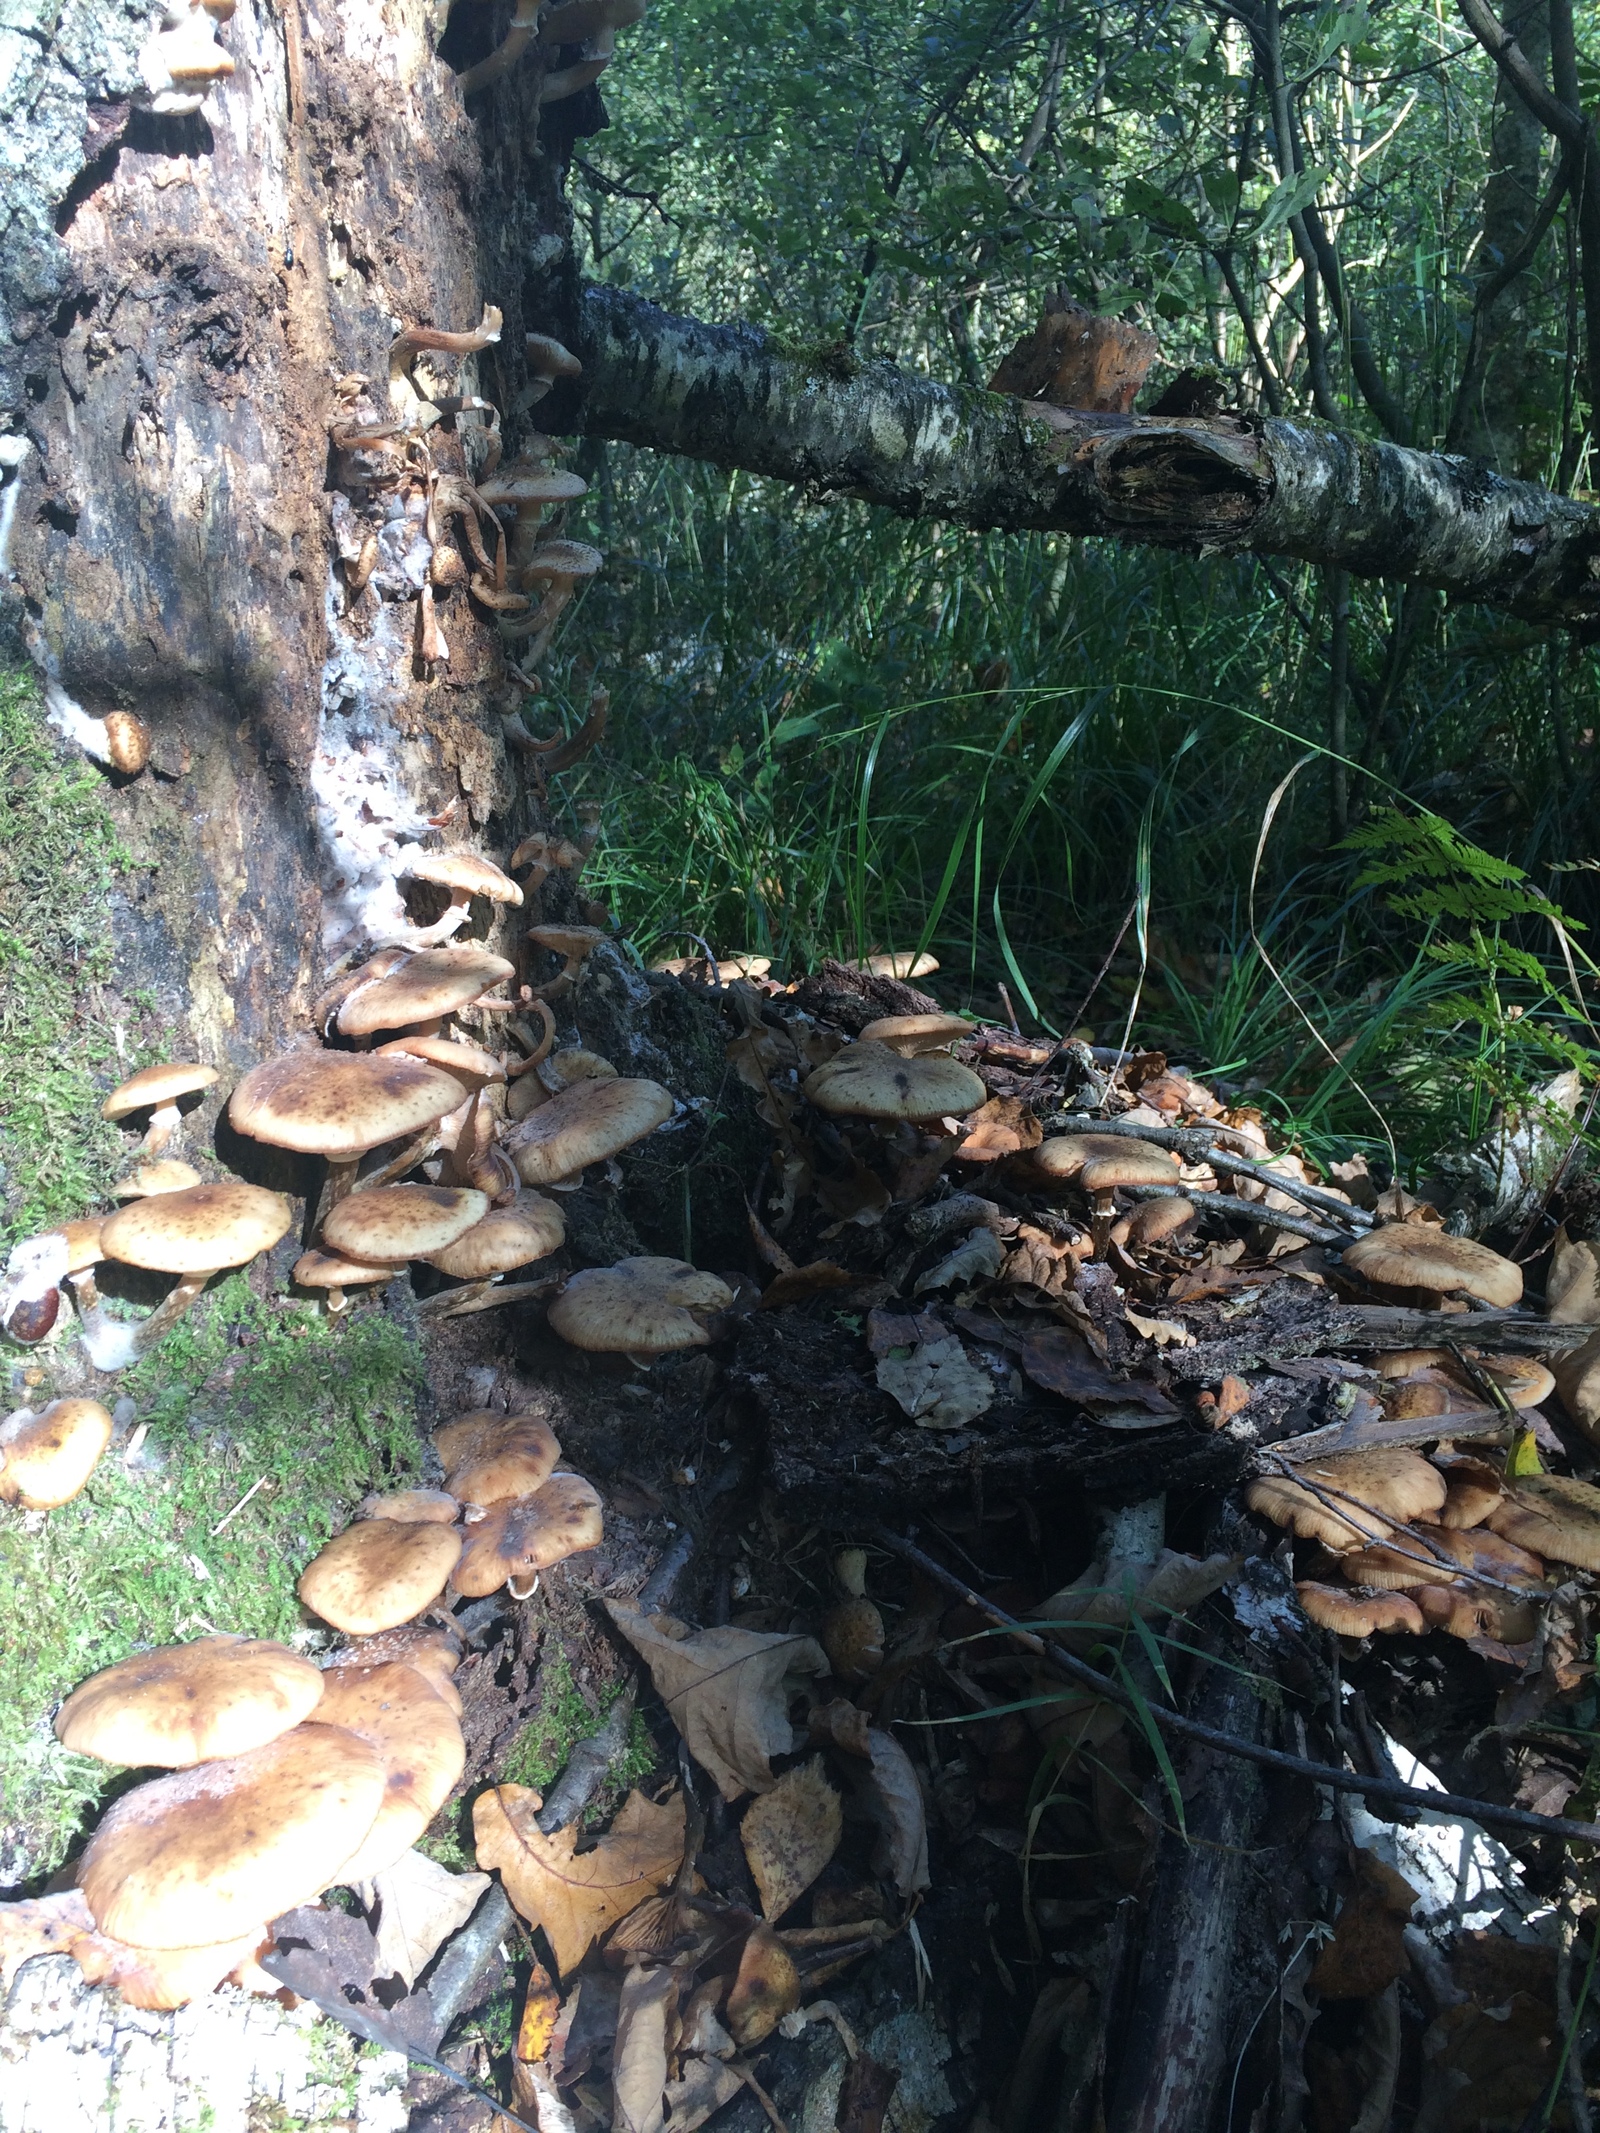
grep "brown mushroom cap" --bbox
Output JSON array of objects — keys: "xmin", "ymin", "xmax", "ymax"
[
  {"xmin": 337, "ymin": 946, "xmax": 515, "ymax": 1037},
  {"xmin": 230, "ymin": 1049, "xmax": 465, "ymax": 1158},
  {"xmin": 547, "ymin": 1256, "xmax": 734, "ymax": 1356},
  {"xmin": 525, "ymin": 333, "xmax": 583, "ymax": 379},
  {"xmin": 100, "ymin": 1184, "xmax": 292, "ymax": 1276},
  {"xmin": 356, "ymin": 1487, "xmax": 462, "ymax": 1525},
  {"xmin": 322, "ymin": 1184, "xmax": 489, "ymax": 1262},
  {"xmin": 477, "ymin": 467, "xmax": 588, "ymax": 507},
  {"xmin": 111, "ymin": 1159, "xmax": 205, "ymax": 1199},
  {"xmin": 52, "ymin": 1217, "xmax": 107, "ymax": 1273},
  {"xmin": 376, "ymin": 1035, "xmax": 507, "ymax": 1092},
  {"xmin": 1375, "ymin": 1348, "xmax": 1451, "ymax": 1379},
  {"xmin": 102, "ymin": 1063, "xmax": 219, "ymax": 1122},
  {"xmin": 450, "ymin": 1472, "xmax": 605, "ymax": 1597},
  {"xmin": 1460, "ymin": 1354, "xmax": 1556, "ymax": 1409},
  {"xmin": 399, "ymin": 852, "xmax": 523, "ymax": 906},
  {"xmin": 505, "ymin": 1076, "xmax": 674, "ymax": 1185},
  {"xmin": 1414, "ymin": 1581, "xmax": 1538, "ymax": 1643},
  {"xmin": 1340, "ymin": 1522, "xmax": 1544, "ymax": 1590},
  {"xmin": 297, "ymin": 1520, "xmax": 463, "ymax": 1634},
  {"xmin": 1080, "ymin": 1147, "xmax": 1188, "ymax": 1193},
  {"xmin": 528, "ymin": 923, "xmax": 607, "ymax": 960},
  {"xmin": 55, "ymin": 1636, "xmax": 325, "ymax": 1767},
  {"xmin": 1341, "ymin": 1224, "xmax": 1523, "ymax": 1308},
  {"xmin": 424, "ymin": 1191, "xmax": 566, "ymax": 1279},
  {"xmin": 803, "ymin": 1040, "xmax": 986, "ymax": 1122},
  {"xmin": 1296, "ymin": 1582, "xmax": 1425, "ymax": 1636},
  {"xmin": 292, "ymin": 1247, "xmax": 398, "ymax": 1296},
  {"xmin": 312, "ymin": 1662, "xmax": 466, "ymax": 1884},
  {"xmin": 435, "ymin": 1412, "xmax": 561, "ymax": 1506},
  {"xmin": 856, "ymin": 1013, "xmax": 971, "ymax": 1056},
  {"xmin": 77, "ymin": 1723, "xmax": 387, "ymax": 1949},
  {"xmin": 1437, "ymin": 1457, "xmax": 1507, "ymax": 1530},
  {"xmin": 334, "ymin": 1624, "xmax": 463, "ymax": 1714},
  {"xmin": 522, "ymin": 538, "xmax": 603, "ymax": 584},
  {"xmin": 1245, "ymin": 1449, "xmax": 1447, "ymax": 1551},
  {"xmin": 1033, "ymin": 1133, "xmax": 1180, "ymax": 1183},
  {"xmin": 1487, "ymin": 1474, "xmax": 1600, "ymax": 1570},
  {"xmin": 102, "ymin": 709, "xmax": 152, "ymax": 776},
  {"xmin": 0, "ymin": 1398, "xmax": 114, "ymax": 1509},
  {"xmin": 1117, "ymin": 1196, "xmax": 1198, "ymax": 1248}
]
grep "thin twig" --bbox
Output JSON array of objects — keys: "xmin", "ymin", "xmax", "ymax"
[
  {"xmin": 210, "ymin": 1474, "xmax": 269, "ymax": 1536},
  {"xmin": 1050, "ymin": 1113, "xmax": 1373, "ymax": 1229},
  {"xmin": 1119, "ymin": 1182, "xmax": 1349, "ymax": 1246},
  {"xmin": 872, "ymin": 1528, "xmax": 1600, "ymax": 1848},
  {"xmin": 1256, "ymin": 1451, "xmax": 1535, "ymax": 1601}
]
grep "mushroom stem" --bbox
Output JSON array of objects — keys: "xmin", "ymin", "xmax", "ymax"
[
  {"xmin": 506, "ymin": 998, "xmax": 558, "ymax": 1075},
  {"xmin": 143, "ymin": 1102, "xmax": 183, "ymax": 1154},
  {"xmin": 371, "ymin": 889, "xmax": 473, "ymax": 954},
  {"xmin": 128, "ymin": 1273, "xmax": 211, "ymax": 1358},
  {"xmin": 353, "ymin": 1129, "xmax": 441, "ymax": 1195},
  {"xmin": 455, "ymin": 0, "xmax": 539, "ymax": 93},
  {"xmin": 321, "ymin": 1158, "xmax": 363, "ymax": 1223}
]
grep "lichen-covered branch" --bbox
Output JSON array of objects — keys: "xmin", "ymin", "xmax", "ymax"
[{"xmin": 573, "ymin": 284, "xmax": 1600, "ymax": 630}]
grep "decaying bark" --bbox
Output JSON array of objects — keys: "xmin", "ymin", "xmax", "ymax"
[{"xmin": 569, "ymin": 284, "xmax": 1600, "ymax": 630}]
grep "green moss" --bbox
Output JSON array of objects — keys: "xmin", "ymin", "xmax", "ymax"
[
  {"xmin": 0, "ymin": 1277, "xmax": 424, "ymax": 1883},
  {"xmin": 0, "ymin": 671, "xmax": 130, "ymax": 1247},
  {"xmin": 499, "ymin": 1648, "xmax": 661, "ymax": 1809}
]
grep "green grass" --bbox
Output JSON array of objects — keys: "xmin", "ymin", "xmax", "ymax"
[
  {"xmin": 0, "ymin": 1278, "xmax": 425, "ymax": 1885},
  {"xmin": 0, "ymin": 673, "xmax": 130, "ymax": 1246}
]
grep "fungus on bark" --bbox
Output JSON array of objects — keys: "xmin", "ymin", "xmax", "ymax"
[
  {"xmin": 310, "ymin": 1662, "xmax": 466, "ymax": 1884},
  {"xmin": 1340, "ymin": 1223, "xmax": 1523, "ymax": 1310},
  {"xmin": 230, "ymin": 1048, "xmax": 467, "ymax": 1209},
  {"xmin": 43, "ymin": 683, "xmax": 152, "ymax": 776},
  {"xmin": 291, "ymin": 1247, "xmax": 398, "ymax": 1315},
  {"xmin": 321, "ymin": 1183, "xmax": 489, "ymax": 1262},
  {"xmin": 135, "ymin": 0, "xmax": 235, "ymax": 116},
  {"xmin": 1295, "ymin": 1583, "xmax": 1425, "ymax": 1637},
  {"xmin": 336, "ymin": 944, "xmax": 516, "ymax": 1037},
  {"xmin": 424, "ymin": 1189, "xmax": 566, "ymax": 1280},
  {"xmin": 1245, "ymin": 1449, "xmax": 1448, "ymax": 1551}
]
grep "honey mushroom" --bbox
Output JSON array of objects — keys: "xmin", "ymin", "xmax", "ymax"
[
  {"xmin": 97, "ymin": 1184, "xmax": 293, "ymax": 1361},
  {"xmin": 387, "ymin": 850, "xmax": 523, "ymax": 951},
  {"xmin": 802, "ymin": 1040, "xmax": 986, "ymax": 1123},
  {"xmin": 502, "ymin": 1074, "xmax": 674, "ymax": 1187},
  {"xmin": 102, "ymin": 1063, "xmax": 219, "ymax": 1154},
  {"xmin": 1340, "ymin": 1223, "xmax": 1523, "ymax": 1311},
  {"xmin": 547, "ymin": 1256, "xmax": 734, "ymax": 1358},
  {"xmin": 229, "ymin": 1046, "xmax": 466, "ymax": 1210},
  {"xmin": 449, "ymin": 1471, "xmax": 605, "ymax": 1600}
]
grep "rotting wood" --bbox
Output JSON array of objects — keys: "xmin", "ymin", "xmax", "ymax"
[{"xmin": 569, "ymin": 284, "xmax": 1600, "ymax": 631}]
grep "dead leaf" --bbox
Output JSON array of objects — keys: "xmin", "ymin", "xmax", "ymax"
[
  {"xmin": 1019, "ymin": 1328, "xmax": 1176, "ymax": 1412},
  {"xmin": 611, "ymin": 1961, "xmax": 678, "ymax": 2133},
  {"xmin": 1034, "ymin": 1548, "xmax": 1240, "ymax": 1653},
  {"xmin": 368, "ymin": 1848, "xmax": 490, "ymax": 1990},
  {"xmin": 1166, "ymin": 1263, "xmax": 1283, "ymax": 1304},
  {"xmin": 912, "ymin": 1228, "xmax": 1006, "ymax": 1295},
  {"xmin": 853, "ymin": 1729, "xmax": 930, "ymax": 1897},
  {"xmin": 876, "ymin": 1337, "xmax": 995, "ymax": 1429},
  {"xmin": 867, "ymin": 1306, "xmax": 947, "ymax": 1356},
  {"xmin": 810, "ymin": 1697, "xmax": 874, "ymax": 1758},
  {"xmin": 473, "ymin": 1785, "xmax": 686, "ymax": 1975},
  {"xmin": 1123, "ymin": 1307, "xmax": 1193, "ymax": 1348},
  {"xmin": 740, "ymin": 1758, "xmax": 843, "ymax": 1921},
  {"xmin": 956, "ymin": 1097, "xmax": 1042, "ymax": 1164},
  {"xmin": 837, "ymin": 2051, "xmax": 900, "ymax": 2133},
  {"xmin": 605, "ymin": 1603, "xmax": 829, "ymax": 1801},
  {"xmin": 726, "ymin": 1922, "xmax": 801, "ymax": 2045},
  {"xmin": 989, "ymin": 294, "xmax": 1157, "ymax": 412},
  {"xmin": 815, "ymin": 1156, "xmax": 891, "ymax": 1228},
  {"xmin": 1413, "ymin": 1994, "xmax": 1562, "ymax": 2131},
  {"xmin": 757, "ymin": 1262, "xmax": 854, "ymax": 1309},
  {"xmin": 665, "ymin": 2060, "xmax": 743, "ymax": 2133},
  {"xmin": 517, "ymin": 1959, "xmax": 563, "ymax": 2063},
  {"xmin": 1308, "ymin": 1850, "xmax": 1418, "ymax": 1999}
]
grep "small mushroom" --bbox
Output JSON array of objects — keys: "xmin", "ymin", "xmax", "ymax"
[
  {"xmin": 0, "ymin": 1227, "xmax": 70, "ymax": 1345},
  {"xmin": 1245, "ymin": 1449, "xmax": 1448, "ymax": 1551},
  {"xmin": 297, "ymin": 1519, "xmax": 464, "ymax": 1634},
  {"xmin": 1110, "ymin": 1196, "xmax": 1198, "ymax": 1251},
  {"xmin": 856, "ymin": 1013, "xmax": 971, "ymax": 1056},
  {"xmin": 292, "ymin": 1247, "xmax": 399, "ymax": 1315},
  {"xmin": 524, "ymin": 332, "xmax": 584, "ymax": 404},
  {"xmin": 77, "ymin": 1724, "xmax": 388, "ymax": 1949},
  {"xmin": 111, "ymin": 1159, "xmax": 205, "ymax": 1199},
  {"xmin": 449, "ymin": 1471, "xmax": 605, "ymax": 1599},
  {"xmin": 55, "ymin": 1636, "xmax": 325, "ymax": 1767},
  {"xmin": 434, "ymin": 1410, "xmax": 562, "ymax": 1506},
  {"xmin": 98, "ymin": 1184, "xmax": 293, "ymax": 1358},
  {"xmin": 386, "ymin": 852, "xmax": 523, "ymax": 951},
  {"xmin": 102, "ymin": 1063, "xmax": 219, "ymax": 1153},
  {"xmin": 527, "ymin": 921, "xmax": 607, "ymax": 996},
  {"xmin": 500, "ymin": 539, "xmax": 603, "ymax": 647},
  {"xmin": 547, "ymin": 1256, "xmax": 734, "ymax": 1357},
  {"xmin": 1295, "ymin": 1582, "xmax": 1425, "ymax": 1637},
  {"xmin": 502, "ymin": 1075, "xmax": 674, "ymax": 1186},
  {"xmin": 822, "ymin": 1548, "xmax": 885, "ymax": 1682},
  {"xmin": 1435, "ymin": 1455, "xmax": 1506, "ymax": 1530},
  {"xmin": 0, "ymin": 1398, "xmax": 114, "ymax": 1509},
  {"xmin": 322, "ymin": 1184, "xmax": 489, "ymax": 1264},
  {"xmin": 507, "ymin": 828, "xmax": 588, "ymax": 898},
  {"xmin": 1414, "ymin": 1580, "xmax": 1538, "ymax": 1644},
  {"xmin": 43, "ymin": 682, "xmax": 152, "ymax": 775},
  {"xmin": 803, "ymin": 1041, "xmax": 986, "ymax": 1123},
  {"xmin": 135, "ymin": 0, "xmax": 235, "ymax": 116},
  {"xmin": 1341, "ymin": 1224, "xmax": 1523, "ymax": 1311},
  {"xmin": 507, "ymin": 1045, "xmax": 616, "ymax": 1122}
]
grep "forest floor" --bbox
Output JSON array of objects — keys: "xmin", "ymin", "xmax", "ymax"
[{"xmin": 4, "ymin": 949, "xmax": 1600, "ymax": 2133}]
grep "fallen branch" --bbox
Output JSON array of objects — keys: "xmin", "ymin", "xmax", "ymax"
[
  {"xmin": 1120, "ymin": 1181, "xmax": 1350, "ymax": 1246},
  {"xmin": 874, "ymin": 1529, "xmax": 1600, "ymax": 1848},
  {"xmin": 535, "ymin": 1691, "xmax": 637, "ymax": 1832},
  {"xmin": 1049, "ymin": 1113, "xmax": 1374, "ymax": 1230}
]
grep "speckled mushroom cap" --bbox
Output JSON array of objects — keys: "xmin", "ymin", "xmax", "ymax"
[
  {"xmin": 230, "ymin": 1049, "xmax": 465, "ymax": 1157},
  {"xmin": 100, "ymin": 1184, "xmax": 292, "ymax": 1275},
  {"xmin": 77, "ymin": 1723, "xmax": 387, "ymax": 1949},
  {"xmin": 450, "ymin": 1473, "xmax": 605, "ymax": 1597},
  {"xmin": 297, "ymin": 1520, "xmax": 463, "ymax": 1635},
  {"xmin": 435, "ymin": 1412, "xmax": 561, "ymax": 1506},
  {"xmin": 50, "ymin": 1217, "xmax": 107, "ymax": 1274},
  {"xmin": 857, "ymin": 1013, "xmax": 971, "ymax": 1056},
  {"xmin": 1437, "ymin": 1456, "xmax": 1507, "ymax": 1530},
  {"xmin": 803, "ymin": 1041, "xmax": 985, "ymax": 1122},
  {"xmin": 548, "ymin": 1256, "xmax": 733, "ymax": 1356},
  {"xmin": 356, "ymin": 1487, "xmax": 461, "ymax": 1526},
  {"xmin": 505, "ymin": 1076, "xmax": 674, "ymax": 1185},
  {"xmin": 322, "ymin": 1185, "xmax": 488, "ymax": 1263},
  {"xmin": 337, "ymin": 946, "xmax": 515, "ymax": 1037},
  {"xmin": 1245, "ymin": 1448, "xmax": 1447, "ymax": 1551},
  {"xmin": 1295, "ymin": 1583, "xmax": 1424, "ymax": 1636},
  {"xmin": 1032, "ymin": 1133, "xmax": 1180, "ymax": 1185},
  {"xmin": 333, "ymin": 1624, "xmax": 463, "ymax": 1714},
  {"xmin": 312, "ymin": 1662, "xmax": 465, "ymax": 1885},
  {"xmin": 1341, "ymin": 1223, "xmax": 1523, "ymax": 1307},
  {"xmin": 1455, "ymin": 1353, "xmax": 1555, "ymax": 1409},
  {"xmin": 101, "ymin": 1063, "xmax": 219, "ymax": 1121},
  {"xmin": 398, "ymin": 852, "xmax": 523, "ymax": 906},
  {"xmin": 527, "ymin": 923, "xmax": 607, "ymax": 960},
  {"xmin": 0, "ymin": 1398, "xmax": 113, "ymax": 1510},
  {"xmin": 111, "ymin": 1159, "xmax": 205, "ymax": 1199},
  {"xmin": 1079, "ymin": 1146, "xmax": 1185, "ymax": 1193},
  {"xmin": 55, "ymin": 1636, "xmax": 326, "ymax": 1767},
  {"xmin": 292, "ymin": 1248, "xmax": 399, "ymax": 1296},
  {"xmin": 424, "ymin": 1192, "xmax": 565, "ymax": 1280},
  {"xmin": 375, "ymin": 1035, "xmax": 507, "ymax": 1091},
  {"xmin": 1488, "ymin": 1474, "xmax": 1600, "ymax": 1570}
]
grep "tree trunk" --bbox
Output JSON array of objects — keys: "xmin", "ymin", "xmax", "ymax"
[{"xmin": 565, "ymin": 284, "xmax": 1600, "ymax": 629}]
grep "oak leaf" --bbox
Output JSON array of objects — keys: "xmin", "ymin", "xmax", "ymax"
[
  {"xmin": 740, "ymin": 1757, "xmax": 842, "ymax": 1922},
  {"xmin": 368, "ymin": 1847, "xmax": 489, "ymax": 1990},
  {"xmin": 474, "ymin": 1784, "xmax": 686, "ymax": 1976},
  {"xmin": 605, "ymin": 1602, "xmax": 828, "ymax": 1801}
]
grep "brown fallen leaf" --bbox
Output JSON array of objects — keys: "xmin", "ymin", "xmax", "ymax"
[
  {"xmin": 726, "ymin": 1922, "xmax": 801, "ymax": 2046},
  {"xmin": 612, "ymin": 1961, "xmax": 678, "ymax": 2133},
  {"xmin": 368, "ymin": 1848, "xmax": 490, "ymax": 1991},
  {"xmin": 665, "ymin": 2059, "xmax": 744, "ymax": 2133},
  {"xmin": 852, "ymin": 1730, "xmax": 930, "ymax": 1898},
  {"xmin": 740, "ymin": 1757, "xmax": 842, "ymax": 1922},
  {"xmin": 809, "ymin": 1697, "xmax": 874, "ymax": 1758},
  {"xmin": 757, "ymin": 1262, "xmax": 854, "ymax": 1309},
  {"xmin": 876, "ymin": 1337, "xmax": 995, "ymax": 1430},
  {"xmin": 605, "ymin": 1602, "xmax": 829, "ymax": 1802},
  {"xmin": 473, "ymin": 1784, "xmax": 686, "ymax": 1976},
  {"xmin": 517, "ymin": 1959, "xmax": 562, "ymax": 2063},
  {"xmin": 1309, "ymin": 1850, "xmax": 1418, "ymax": 2000},
  {"xmin": 1019, "ymin": 1327, "xmax": 1177, "ymax": 1413}
]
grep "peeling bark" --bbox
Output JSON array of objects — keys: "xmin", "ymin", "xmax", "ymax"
[{"xmin": 570, "ymin": 284, "xmax": 1600, "ymax": 631}]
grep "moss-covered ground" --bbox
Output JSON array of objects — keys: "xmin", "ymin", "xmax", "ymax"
[
  {"xmin": 0, "ymin": 672, "xmax": 130, "ymax": 1248},
  {"xmin": 0, "ymin": 1278, "xmax": 424, "ymax": 1886}
]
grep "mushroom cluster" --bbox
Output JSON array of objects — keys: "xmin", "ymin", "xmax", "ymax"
[
  {"xmin": 134, "ymin": 0, "xmax": 234, "ymax": 117},
  {"xmin": 297, "ymin": 1407, "xmax": 604, "ymax": 1620},
  {"xmin": 38, "ymin": 1626, "xmax": 468, "ymax": 2008}
]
